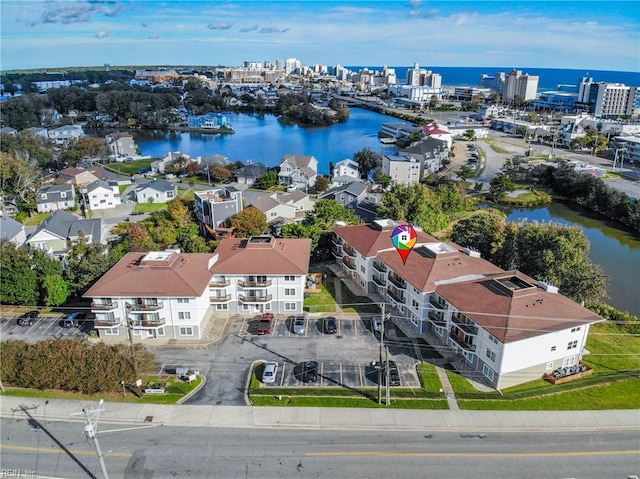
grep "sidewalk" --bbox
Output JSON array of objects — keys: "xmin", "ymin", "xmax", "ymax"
[{"xmin": 2, "ymin": 396, "xmax": 638, "ymax": 433}]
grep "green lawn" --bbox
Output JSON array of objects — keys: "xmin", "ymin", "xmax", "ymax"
[
  {"xmin": 481, "ymin": 138, "xmax": 510, "ymax": 154},
  {"xmin": 105, "ymin": 159, "xmax": 154, "ymax": 176},
  {"xmin": 418, "ymin": 363, "xmax": 444, "ymax": 391},
  {"xmin": 22, "ymin": 212, "xmax": 51, "ymax": 226},
  {"xmin": 132, "ymin": 202, "xmax": 169, "ymax": 213}
]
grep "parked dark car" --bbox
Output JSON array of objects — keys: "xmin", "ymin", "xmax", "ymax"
[
  {"xmin": 18, "ymin": 310, "xmax": 39, "ymax": 326},
  {"xmin": 323, "ymin": 316, "xmax": 337, "ymax": 334},
  {"xmin": 62, "ymin": 311, "xmax": 84, "ymax": 328},
  {"xmin": 371, "ymin": 359, "xmax": 401, "ymax": 386},
  {"xmin": 302, "ymin": 361, "xmax": 319, "ymax": 383}
]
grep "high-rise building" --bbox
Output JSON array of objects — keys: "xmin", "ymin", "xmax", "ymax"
[
  {"xmin": 406, "ymin": 63, "xmax": 441, "ymax": 88},
  {"xmin": 578, "ymin": 79, "xmax": 638, "ymax": 117},
  {"xmin": 502, "ymin": 68, "xmax": 539, "ymax": 104},
  {"xmin": 285, "ymin": 58, "xmax": 301, "ymax": 74}
]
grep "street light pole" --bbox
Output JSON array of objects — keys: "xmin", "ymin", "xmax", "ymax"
[
  {"xmin": 377, "ymin": 302, "xmax": 385, "ymax": 405},
  {"xmin": 73, "ymin": 400, "xmax": 109, "ymax": 479}
]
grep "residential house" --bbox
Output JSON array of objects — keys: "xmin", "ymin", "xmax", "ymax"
[
  {"xmin": 86, "ymin": 179, "xmax": 120, "ymax": 211},
  {"xmin": 48, "ymin": 125, "xmax": 84, "ymax": 145},
  {"xmin": 381, "ymin": 154, "xmax": 421, "ymax": 186},
  {"xmin": 318, "ymin": 181, "xmax": 367, "ymax": 211},
  {"xmin": 332, "ymin": 220, "xmax": 603, "ymax": 389},
  {"xmin": 194, "ymin": 187, "xmax": 243, "ymax": 235},
  {"xmin": 36, "ymin": 184, "xmax": 76, "ymax": 213},
  {"xmin": 234, "ymin": 163, "xmax": 269, "ymax": 186},
  {"xmin": 379, "ymin": 122, "xmax": 420, "ymax": 142},
  {"xmin": 84, "ymin": 250, "xmax": 217, "ymax": 341},
  {"xmin": 422, "ymin": 123, "xmax": 453, "ymax": 148},
  {"xmin": 399, "ymin": 137, "xmax": 449, "ymax": 176},
  {"xmin": 40, "ymin": 108, "xmax": 63, "ymax": 126},
  {"xmin": 151, "ymin": 151, "xmax": 191, "ymax": 174},
  {"xmin": 0, "ymin": 216, "xmax": 26, "ymax": 246},
  {"xmin": 0, "ymin": 126, "xmax": 17, "ymax": 135},
  {"xmin": 57, "ymin": 167, "xmax": 106, "ymax": 190},
  {"xmin": 26, "ymin": 210, "xmax": 107, "ymax": 258},
  {"xmin": 200, "ymin": 154, "xmax": 230, "ymax": 174},
  {"xmin": 278, "ymin": 154, "xmax": 318, "ymax": 191},
  {"xmin": 105, "ymin": 132, "xmax": 137, "ymax": 158},
  {"xmin": 22, "ymin": 126, "xmax": 49, "ymax": 139},
  {"xmin": 187, "ymin": 113, "xmax": 228, "ymax": 129},
  {"xmin": 250, "ymin": 190, "xmax": 314, "ymax": 224},
  {"xmin": 135, "ymin": 179, "xmax": 178, "ymax": 204},
  {"xmin": 331, "ymin": 159, "xmax": 360, "ymax": 187},
  {"xmin": 208, "ymin": 236, "xmax": 311, "ymax": 315}
]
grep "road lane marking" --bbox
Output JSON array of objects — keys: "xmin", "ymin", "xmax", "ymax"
[
  {"xmin": 306, "ymin": 449, "xmax": 640, "ymax": 458},
  {"xmin": 1, "ymin": 444, "xmax": 133, "ymax": 457}
]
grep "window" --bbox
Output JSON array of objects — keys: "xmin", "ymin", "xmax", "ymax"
[
  {"xmin": 284, "ymin": 288, "xmax": 295, "ymax": 296},
  {"xmin": 177, "ymin": 298, "xmax": 190, "ymax": 304},
  {"xmin": 571, "ymin": 327, "xmax": 581, "ymax": 333},
  {"xmin": 242, "ymin": 304, "xmax": 250, "ymax": 311},
  {"xmin": 489, "ymin": 334, "xmax": 499, "ymax": 345},
  {"xmin": 284, "ymin": 302, "xmax": 296, "ymax": 311},
  {"xmin": 482, "ymin": 364, "xmax": 495, "ymax": 381},
  {"xmin": 61, "ymin": 192, "xmax": 67, "ymax": 198},
  {"xmin": 157, "ymin": 327, "xmax": 165, "ymax": 336},
  {"xmin": 563, "ymin": 356, "xmax": 576, "ymax": 367},
  {"xmin": 104, "ymin": 327, "xmax": 119, "ymax": 336},
  {"xmin": 215, "ymin": 304, "xmax": 228, "ymax": 311},
  {"xmin": 550, "ymin": 346, "xmax": 556, "ymax": 352},
  {"xmin": 41, "ymin": 193, "xmax": 47, "ymax": 199},
  {"xmin": 178, "ymin": 311, "xmax": 191, "ymax": 320},
  {"xmin": 284, "ymin": 275, "xmax": 295, "ymax": 281},
  {"xmin": 567, "ymin": 340, "xmax": 578, "ymax": 350},
  {"xmin": 360, "ymin": 266, "xmax": 365, "ymax": 273},
  {"xmin": 270, "ymin": 212, "xmax": 277, "ymax": 217},
  {"xmin": 546, "ymin": 361, "xmax": 554, "ymax": 370},
  {"xmin": 412, "ymin": 300, "xmax": 419, "ymax": 308},
  {"xmin": 179, "ymin": 326, "xmax": 193, "ymax": 336},
  {"xmin": 485, "ymin": 349, "xmax": 496, "ymax": 362}
]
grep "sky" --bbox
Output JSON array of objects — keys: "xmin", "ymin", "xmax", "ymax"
[{"xmin": 1, "ymin": 0, "xmax": 639, "ymax": 72}]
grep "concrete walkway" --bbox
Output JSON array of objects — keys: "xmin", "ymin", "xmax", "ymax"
[
  {"xmin": 435, "ymin": 366, "xmax": 460, "ymax": 411},
  {"xmin": 333, "ymin": 277, "xmax": 343, "ymax": 314},
  {"xmin": 1, "ymin": 396, "xmax": 638, "ymax": 433}
]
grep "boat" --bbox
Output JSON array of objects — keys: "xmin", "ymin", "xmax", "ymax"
[{"xmin": 380, "ymin": 137, "xmax": 396, "ymax": 145}]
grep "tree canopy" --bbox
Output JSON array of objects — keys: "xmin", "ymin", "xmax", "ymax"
[
  {"xmin": 354, "ymin": 148, "xmax": 381, "ymax": 179},
  {"xmin": 227, "ymin": 206, "xmax": 268, "ymax": 237}
]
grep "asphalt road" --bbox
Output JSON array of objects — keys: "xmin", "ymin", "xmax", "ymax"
[{"xmin": 1, "ymin": 417, "xmax": 637, "ymax": 479}]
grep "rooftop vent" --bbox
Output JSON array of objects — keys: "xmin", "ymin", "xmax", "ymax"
[{"xmin": 538, "ymin": 280, "xmax": 559, "ymax": 294}]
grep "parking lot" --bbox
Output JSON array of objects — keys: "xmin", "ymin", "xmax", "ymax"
[
  {"xmin": 0, "ymin": 315, "xmax": 89, "ymax": 342},
  {"xmin": 236, "ymin": 315, "xmax": 422, "ymax": 389}
]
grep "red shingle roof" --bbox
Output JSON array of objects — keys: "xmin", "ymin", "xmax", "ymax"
[
  {"xmin": 84, "ymin": 251, "xmax": 215, "ymax": 298},
  {"xmin": 334, "ymin": 222, "xmax": 438, "ymax": 258},
  {"xmin": 212, "ymin": 236, "xmax": 311, "ymax": 275}
]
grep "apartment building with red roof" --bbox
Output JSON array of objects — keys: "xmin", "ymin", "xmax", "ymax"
[{"xmin": 333, "ymin": 220, "xmax": 603, "ymax": 389}]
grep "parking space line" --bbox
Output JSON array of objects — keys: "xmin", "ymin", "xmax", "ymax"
[
  {"xmin": 339, "ymin": 362, "xmax": 343, "ymax": 386},
  {"xmin": 41, "ymin": 319, "xmax": 58, "ymax": 335},
  {"xmin": 320, "ymin": 362, "xmax": 324, "ymax": 387},
  {"xmin": 358, "ymin": 363, "xmax": 364, "ymax": 387},
  {"xmin": 280, "ymin": 363, "xmax": 286, "ymax": 387}
]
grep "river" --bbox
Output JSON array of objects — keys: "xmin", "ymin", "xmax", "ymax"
[
  {"xmin": 129, "ymin": 110, "xmax": 638, "ymax": 316},
  {"xmin": 499, "ymin": 202, "xmax": 640, "ymax": 317},
  {"xmin": 131, "ymin": 109, "xmax": 402, "ymax": 175}
]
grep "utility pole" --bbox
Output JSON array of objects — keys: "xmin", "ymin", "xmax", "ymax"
[
  {"xmin": 124, "ymin": 303, "xmax": 138, "ymax": 379},
  {"xmin": 73, "ymin": 400, "xmax": 110, "ymax": 479},
  {"xmin": 385, "ymin": 346, "xmax": 391, "ymax": 406},
  {"xmin": 377, "ymin": 303, "xmax": 386, "ymax": 405}
]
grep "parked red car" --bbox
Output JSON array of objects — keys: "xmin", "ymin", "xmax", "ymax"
[{"xmin": 256, "ymin": 313, "xmax": 274, "ymax": 335}]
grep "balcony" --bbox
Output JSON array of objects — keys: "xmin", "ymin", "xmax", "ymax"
[
  {"xmin": 387, "ymin": 272, "xmax": 406, "ymax": 289},
  {"xmin": 343, "ymin": 245, "xmax": 357, "ymax": 259},
  {"xmin": 131, "ymin": 317, "xmax": 166, "ymax": 329},
  {"xmin": 209, "ymin": 279, "xmax": 230, "ymax": 288},
  {"xmin": 373, "ymin": 261, "xmax": 387, "ymax": 273},
  {"xmin": 209, "ymin": 294, "xmax": 232, "ymax": 303},
  {"xmin": 94, "ymin": 317, "xmax": 121, "ymax": 328},
  {"xmin": 373, "ymin": 275, "xmax": 386, "ymax": 287},
  {"xmin": 128, "ymin": 302, "xmax": 164, "ymax": 312},
  {"xmin": 238, "ymin": 294, "xmax": 273, "ymax": 303},
  {"xmin": 387, "ymin": 288, "xmax": 405, "ymax": 305},
  {"xmin": 452, "ymin": 316, "xmax": 478, "ymax": 335},
  {"xmin": 238, "ymin": 279, "xmax": 272, "ymax": 288},
  {"xmin": 449, "ymin": 330, "xmax": 476, "ymax": 352},
  {"xmin": 342, "ymin": 257, "xmax": 356, "ymax": 270},
  {"xmin": 91, "ymin": 301, "xmax": 118, "ymax": 310},
  {"xmin": 332, "ymin": 246, "xmax": 344, "ymax": 258},
  {"xmin": 428, "ymin": 309, "xmax": 446, "ymax": 327},
  {"xmin": 429, "ymin": 297, "xmax": 445, "ymax": 309}
]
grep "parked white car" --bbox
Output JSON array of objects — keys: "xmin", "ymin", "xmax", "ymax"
[{"xmin": 261, "ymin": 362, "xmax": 278, "ymax": 384}]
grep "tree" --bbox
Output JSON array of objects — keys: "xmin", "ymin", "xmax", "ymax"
[
  {"xmin": 0, "ymin": 240, "xmax": 38, "ymax": 305},
  {"xmin": 451, "ymin": 209, "xmax": 507, "ymax": 259},
  {"xmin": 43, "ymin": 274, "xmax": 70, "ymax": 306},
  {"xmin": 257, "ymin": 170, "xmax": 278, "ymax": 189},
  {"xmin": 456, "ymin": 164, "xmax": 476, "ymax": 180},
  {"xmin": 64, "ymin": 233, "xmax": 115, "ymax": 296},
  {"xmin": 315, "ymin": 176, "xmax": 330, "ymax": 193},
  {"xmin": 373, "ymin": 168, "xmax": 392, "ymax": 189},
  {"xmin": 354, "ymin": 148, "xmax": 381, "ymax": 179},
  {"xmin": 489, "ymin": 174, "xmax": 515, "ymax": 200},
  {"xmin": 227, "ymin": 206, "xmax": 268, "ymax": 237},
  {"xmin": 462, "ymin": 129, "xmax": 477, "ymax": 141},
  {"xmin": 0, "ymin": 151, "xmax": 40, "ymax": 209},
  {"xmin": 208, "ymin": 163, "xmax": 232, "ymax": 183}
]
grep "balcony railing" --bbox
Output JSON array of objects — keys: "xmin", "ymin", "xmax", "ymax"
[
  {"xmin": 238, "ymin": 294, "xmax": 273, "ymax": 303},
  {"xmin": 90, "ymin": 301, "xmax": 118, "ymax": 310},
  {"xmin": 130, "ymin": 317, "xmax": 166, "ymax": 328},
  {"xmin": 209, "ymin": 294, "xmax": 232, "ymax": 303},
  {"xmin": 238, "ymin": 279, "xmax": 272, "ymax": 288},
  {"xmin": 387, "ymin": 273, "xmax": 406, "ymax": 289},
  {"xmin": 94, "ymin": 317, "xmax": 121, "ymax": 328},
  {"xmin": 429, "ymin": 297, "xmax": 445, "ymax": 309},
  {"xmin": 387, "ymin": 288, "xmax": 405, "ymax": 305},
  {"xmin": 209, "ymin": 279, "xmax": 230, "ymax": 288},
  {"xmin": 428, "ymin": 310, "xmax": 446, "ymax": 327},
  {"xmin": 332, "ymin": 246, "xmax": 344, "ymax": 258},
  {"xmin": 343, "ymin": 245, "xmax": 357, "ymax": 259},
  {"xmin": 373, "ymin": 262, "xmax": 387, "ymax": 273},
  {"xmin": 342, "ymin": 258, "xmax": 356, "ymax": 270},
  {"xmin": 373, "ymin": 275, "xmax": 386, "ymax": 287},
  {"xmin": 128, "ymin": 302, "xmax": 164, "ymax": 312},
  {"xmin": 452, "ymin": 316, "xmax": 478, "ymax": 335},
  {"xmin": 449, "ymin": 330, "xmax": 476, "ymax": 352}
]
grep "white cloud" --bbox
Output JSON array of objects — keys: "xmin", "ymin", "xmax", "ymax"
[{"xmin": 94, "ymin": 30, "xmax": 108, "ymax": 38}]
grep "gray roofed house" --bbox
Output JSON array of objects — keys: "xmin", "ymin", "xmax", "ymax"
[
  {"xmin": 0, "ymin": 216, "xmax": 26, "ymax": 246},
  {"xmin": 319, "ymin": 180, "xmax": 380, "ymax": 221},
  {"xmin": 234, "ymin": 162, "xmax": 269, "ymax": 186},
  {"xmin": 249, "ymin": 190, "xmax": 314, "ymax": 223},
  {"xmin": 399, "ymin": 136, "xmax": 449, "ymax": 175},
  {"xmin": 135, "ymin": 179, "xmax": 178, "ymax": 203},
  {"xmin": 86, "ymin": 179, "xmax": 120, "ymax": 211},
  {"xmin": 0, "ymin": 126, "xmax": 18, "ymax": 135},
  {"xmin": 278, "ymin": 154, "xmax": 318, "ymax": 191},
  {"xmin": 36, "ymin": 183, "xmax": 76, "ymax": 213},
  {"xmin": 22, "ymin": 127, "xmax": 49, "ymax": 139},
  {"xmin": 26, "ymin": 210, "xmax": 107, "ymax": 258}
]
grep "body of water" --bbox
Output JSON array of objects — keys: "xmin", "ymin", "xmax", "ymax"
[
  {"xmin": 132, "ymin": 109, "xmax": 401, "ymax": 175},
  {"xmin": 500, "ymin": 202, "xmax": 640, "ymax": 317},
  {"xmin": 347, "ymin": 66, "xmax": 640, "ymax": 91}
]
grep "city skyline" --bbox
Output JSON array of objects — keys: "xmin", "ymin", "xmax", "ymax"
[{"xmin": 1, "ymin": 0, "xmax": 639, "ymax": 72}]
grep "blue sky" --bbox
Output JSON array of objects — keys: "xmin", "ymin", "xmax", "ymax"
[{"xmin": 1, "ymin": 0, "xmax": 638, "ymax": 71}]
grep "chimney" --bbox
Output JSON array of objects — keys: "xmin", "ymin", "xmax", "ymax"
[{"xmin": 538, "ymin": 280, "xmax": 559, "ymax": 294}]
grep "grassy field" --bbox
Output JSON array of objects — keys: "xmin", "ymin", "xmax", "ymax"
[
  {"xmin": 105, "ymin": 159, "xmax": 154, "ymax": 176},
  {"xmin": 22, "ymin": 212, "xmax": 51, "ymax": 226},
  {"xmin": 132, "ymin": 202, "xmax": 169, "ymax": 213},
  {"xmin": 481, "ymin": 138, "xmax": 511, "ymax": 154}
]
